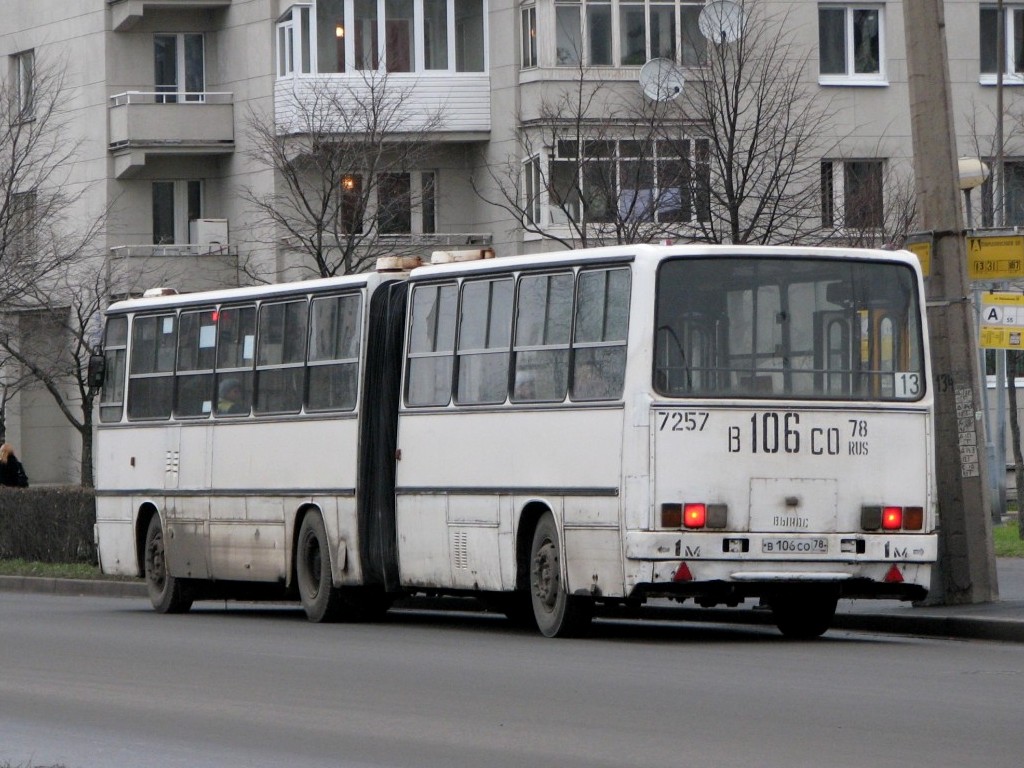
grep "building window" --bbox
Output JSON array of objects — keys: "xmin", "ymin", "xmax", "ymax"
[
  {"xmin": 9, "ymin": 190, "xmax": 37, "ymax": 256},
  {"xmin": 11, "ymin": 49, "xmax": 33, "ymax": 119},
  {"xmin": 980, "ymin": 4, "xmax": 1024, "ymax": 81},
  {"xmin": 522, "ymin": 5, "xmax": 538, "ymax": 67},
  {"xmin": 299, "ymin": 0, "xmax": 485, "ymax": 75},
  {"xmin": 821, "ymin": 159, "xmax": 884, "ymax": 230},
  {"xmin": 154, "ymin": 34, "xmax": 205, "ymax": 102},
  {"xmin": 280, "ymin": 4, "xmax": 314, "ymax": 76},
  {"xmin": 545, "ymin": 138, "xmax": 710, "ymax": 226},
  {"xmin": 152, "ymin": 180, "xmax": 202, "ymax": 245},
  {"xmin": 545, "ymin": 1, "xmax": 704, "ymax": 68},
  {"xmin": 523, "ymin": 155, "xmax": 543, "ymax": 225},
  {"xmin": 818, "ymin": 4, "xmax": 885, "ymax": 84},
  {"xmin": 981, "ymin": 160, "xmax": 1024, "ymax": 226},
  {"xmin": 375, "ymin": 171, "xmax": 435, "ymax": 234}
]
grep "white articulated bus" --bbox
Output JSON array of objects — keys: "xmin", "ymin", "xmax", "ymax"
[{"xmin": 93, "ymin": 244, "xmax": 937, "ymax": 638}]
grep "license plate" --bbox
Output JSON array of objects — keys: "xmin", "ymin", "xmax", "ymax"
[{"xmin": 761, "ymin": 538, "xmax": 828, "ymax": 555}]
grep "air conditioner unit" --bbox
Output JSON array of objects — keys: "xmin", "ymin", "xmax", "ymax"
[{"xmin": 190, "ymin": 218, "xmax": 229, "ymax": 247}]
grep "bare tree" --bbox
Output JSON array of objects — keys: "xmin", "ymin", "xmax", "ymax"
[
  {"xmin": 0, "ymin": 53, "xmax": 94, "ymax": 301},
  {"xmin": 243, "ymin": 71, "xmax": 446, "ymax": 279},
  {"xmin": 476, "ymin": 55, "xmax": 707, "ymax": 249},
  {"xmin": 0, "ymin": 263, "xmax": 107, "ymax": 487},
  {"xmin": 479, "ymin": 1, "xmax": 837, "ymax": 248}
]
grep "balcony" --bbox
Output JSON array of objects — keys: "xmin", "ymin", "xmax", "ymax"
[
  {"xmin": 108, "ymin": 243, "xmax": 241, "ymax": 295},
  {"xmin": 108, "ymin": 92, "xmax": 235, "ymax": 178},
  {"xmin": 275, "ymin": 74, "xmax": 490, "ymax": 140},
  {"xmin": 108, "ymin": 0, "xmax": 232, "ymax": 32}
]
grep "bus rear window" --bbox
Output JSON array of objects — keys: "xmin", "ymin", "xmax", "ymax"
[{"xmin": 654, "ymin": 257, "xmax": 924, "ymax": 401}]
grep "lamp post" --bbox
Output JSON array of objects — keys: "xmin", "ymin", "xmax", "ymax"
[{"xmin": 958, "ymin": 157, "xmax": 990, "ymax": 229}]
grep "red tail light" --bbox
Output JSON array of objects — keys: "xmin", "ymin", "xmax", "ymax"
[
  {"xmin": 881, "ymin": 506, "xmax": 903, "ymax": 530},
  {"xmin": 683, "ymin": 503, "xmax": 706, "ymax": 529}
]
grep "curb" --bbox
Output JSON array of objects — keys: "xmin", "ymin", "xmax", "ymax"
[
  {"xmin": 4, "ymin": 576, "xmax": 1023, "ymax": 643},
  {"xmin": 0, "ymin": 575, "xmax": 147, "ymax": 599}
]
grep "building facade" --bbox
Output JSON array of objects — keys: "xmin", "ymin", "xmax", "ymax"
[{"xmin": 0, "ymin": 0, "xmax": 1019, "ymax": 483}]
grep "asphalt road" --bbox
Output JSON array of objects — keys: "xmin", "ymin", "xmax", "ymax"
[{"xmin": 2, "ymin": 592, "xmax": 1024, "ymax": 768}]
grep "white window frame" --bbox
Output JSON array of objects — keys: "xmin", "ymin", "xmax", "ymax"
[
  {"xmin": 280, "ymin": 0, "xmax": 487, "ymax": 76},
  {"xmin": 154, "ymin": 33, "xmax": 207, "ymax": 102},
  {"xmin": 522, "ymin": 4, "xmax": 539, "ymax": 68},
  {"xmin": 538, "ymin": 0, "xmax": 705, "ymax": 69},
  {"xmin": 12, "ymin": 49, "xmax": 34, "ymax": 119},
  {"xmin": 817, "ymin": 3, "xmax": 887, "ymax": 87},
  {"xmin": 980, "ymin": 4, "xmax": 1024, "ymax": 85},
  {"xmin": 277, "ymin": 4, "xmax": 313, "ymax": 77},
  {"xmin": 528, "ymin": 137, "xmax": 709, "ymax": 233}
]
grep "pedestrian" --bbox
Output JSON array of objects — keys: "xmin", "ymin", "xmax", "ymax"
[{"xmin": 0, "ymin": 443, "xmax": 29, "ymax": 487}]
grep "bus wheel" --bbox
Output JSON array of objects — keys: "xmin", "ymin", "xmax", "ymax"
[
  {"xmin": 529, "ymin": 513, "xmax": 591, "ymax": 638},
  {"xmin": 143, "ymin": 515, "xmax": 192, "ymax": 614},
  {"xmin": 296, "ymin": 513, "xmax": 344, "ymax": 623},
  {"xmin": 770, "ymin": 590, "xmax": 838, "ymax": 639}
]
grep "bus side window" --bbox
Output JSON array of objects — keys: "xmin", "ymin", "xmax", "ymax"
[
  {"xmin": 406, "ymin": 283, "xmax": 458, "ymax": 407},
  {"xmin": 175, "ymin": 309, "xmax": 217, "ymax": 417},
  {"xmin": 571, "ymin": 267, "xmax": 630, "ymax": 401},
  {"xmin": 512, "ymin": 272, "xmax": 573, "ymax": 402},
  {"xmin": 255, "ymin": 299, "xmax": 308, "ymax": 414},
  {"xmin": 456, "ymin": 278, "xmax": 513, "ymax": 405},
  {"xmin": 99, "ymin": 316, "xmax": 128, "ymax": 423},
  {"xmin": 215, "ymin": 305, "xmax": 255, "ymax": 417},
  {"xmin": 307, "ymin": 293, "xmax": 362, "ymax": 412},
  {"xmin": 127, "ymin": 314, "xmax": 176, "ymax": 420}
]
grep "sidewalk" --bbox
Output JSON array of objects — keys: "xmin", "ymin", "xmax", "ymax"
[{"xmin": 3, "ymin": 561, "xmax": 1024, "ymax": 642}]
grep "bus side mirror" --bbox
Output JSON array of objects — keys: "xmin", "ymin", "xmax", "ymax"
[{"xmin": 88, "ymin": 352, "xmax": 106, "ymax": 390}]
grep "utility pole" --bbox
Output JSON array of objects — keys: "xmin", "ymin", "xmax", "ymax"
[{"xmin": 903, "ymin": 1, "xmax": 998, "ymax": 603}]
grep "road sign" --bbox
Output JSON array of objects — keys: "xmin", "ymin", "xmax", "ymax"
[
  {"xmin": 905, "ymin": 239, "xmax": 931, "ymax": 276},
  {"xmin": 967, "ymin": 234, "xmax": 1024, "ymax": 280},
  {"xmin": 979, "ymin": 292, "xmax": 1024, "ymax": 349}
]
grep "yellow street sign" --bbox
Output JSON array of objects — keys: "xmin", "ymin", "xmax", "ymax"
[
  {"xmin": 979, "ymin": 292, "xmax": 1024, "ymax": 349},
  {"xmin": 967, "ymin": 235, "xmax": 1024, "ymax": 280},
  {"xmin": 905, "ymin": 240, "xmax": 931, "ymax": 276}
]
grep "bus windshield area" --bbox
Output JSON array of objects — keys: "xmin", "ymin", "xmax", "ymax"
[{"xmin": 654, "ymin": 257, "xmax": 925, "ymax": 401}]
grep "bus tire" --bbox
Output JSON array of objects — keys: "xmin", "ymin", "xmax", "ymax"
[
  {"xmin": 529, "ymin": 513, "xmax": 591, "ymax": 638},
  {"xmin": 296, "ymin": 513, "xmax": 345, "ymax": 623},
  {"xmin": 770, "ymin": 590, "xmax": 838, "ymax": 639},
  {"xmin": 143, "ymin": 515, "xmax": 193, "ymax": 614}
]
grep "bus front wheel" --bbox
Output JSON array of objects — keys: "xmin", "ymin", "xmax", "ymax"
[
  {"xmin": 143, "ymin": 515, "xmax": 193, "ymax": 614},
  {"xmin": 296, "ymin": 513, "xmax": 344, "ymax": 622},
  {"xmin": 529, "ymin": 513, "xmax": 591, "ymax": 638}
]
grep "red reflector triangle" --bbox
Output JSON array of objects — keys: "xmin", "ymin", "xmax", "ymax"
[
  {"xmin": 673, "ymin": 562, "xmax": 693, "ymax": 582},
  {"xmin": 883, "ymin": 565, "xmax": 904, "ymax": 583}
]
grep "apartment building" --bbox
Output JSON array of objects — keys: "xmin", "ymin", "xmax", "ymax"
[{"xmin": 0, "ymin": 0, "xmax": 1017, "ymax": 483}]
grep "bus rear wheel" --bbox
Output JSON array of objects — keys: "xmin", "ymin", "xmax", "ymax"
[
  {"xmin": 770, "ymin": 589, "xmax": 838, "ymax": 639},
  {"xmin": 529, "ymin": 513, "xmax": 591, "ymax": 638},
  {"xmin": 143, "ymin": 515, "xmax": 192, "ymax": 614},
  {"xmin": 296, "ymin": 513, "xmax": 345, "ymax": 622}
]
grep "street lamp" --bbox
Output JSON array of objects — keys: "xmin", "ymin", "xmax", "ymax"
[{"xmin": 958, "ymin": 156, "xmax": 991, "ymax": 228}]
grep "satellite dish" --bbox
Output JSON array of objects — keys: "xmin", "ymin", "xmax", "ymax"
[
  {"xmin": 639, "ymin": 58, "xmax": 685, "ymax": 101},
  {"xmin": 699, "ymin": 0, "xmax": 745, "ymax": 44}
]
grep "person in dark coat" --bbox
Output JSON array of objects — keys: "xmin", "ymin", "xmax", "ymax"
[{"xmin": 0, "ymin": 443, "xmax": 28, "ymax": 487}]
